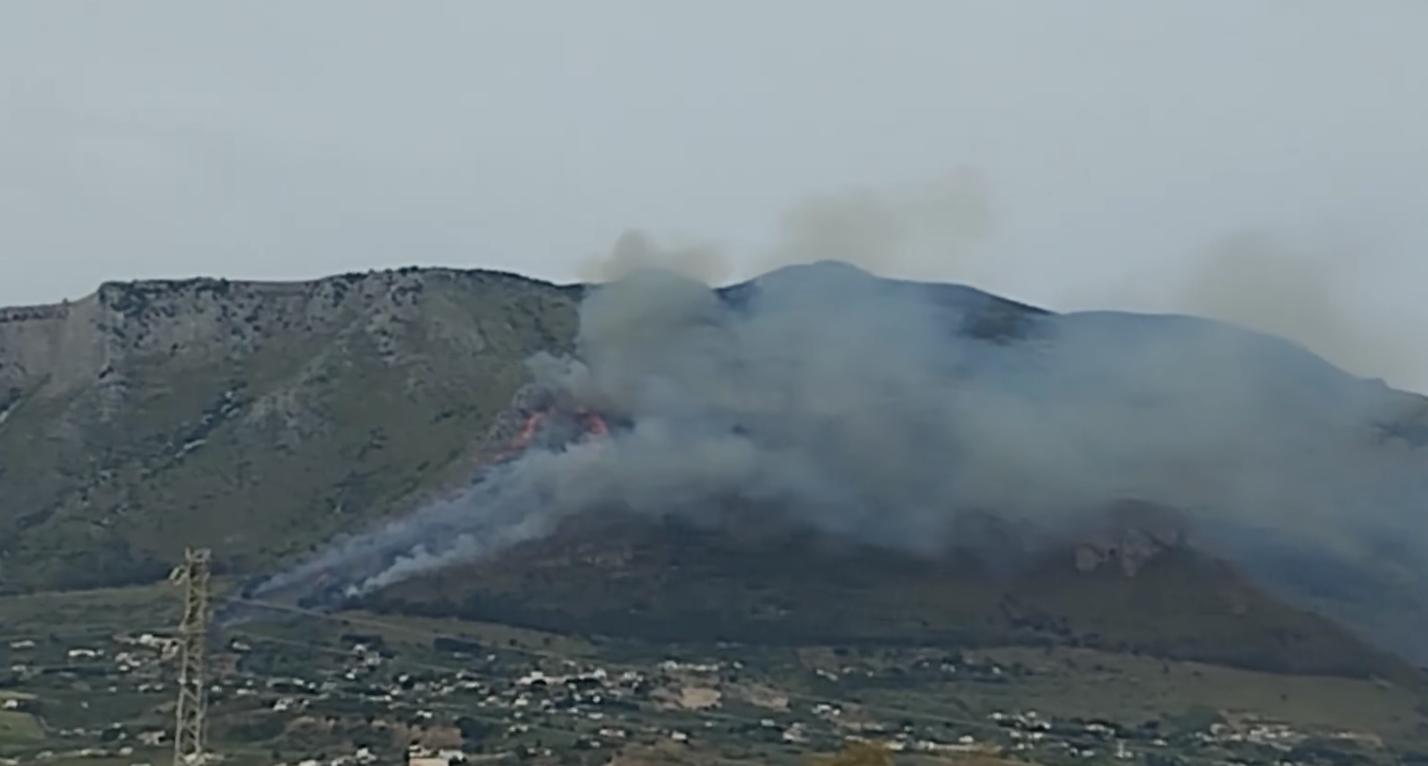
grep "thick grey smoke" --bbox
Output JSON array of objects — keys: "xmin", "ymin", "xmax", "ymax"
[{"xmin": 248, "ymin": 259, "xmax": 1428, "ymax": 609}]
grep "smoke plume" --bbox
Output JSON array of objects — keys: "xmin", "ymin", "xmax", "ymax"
[
  {"xmin": 577, "ymin": 169, "xmax": 995, "ymax": 286},
  {"xmin": 577, "ymin": 229, "xmax": 732, "ymax": 285},
  {"xmin": 1068, "ymin": 225, "xmax": 1427, "ymax": 393},
  {"xmin": 756, "ymin": 168, "xmax": 996, "ymax": 281},
  {"xmin": 1133, "ymin": 230, "xmax": 1425, "ymax": 391},
  {"xmin": 247, "ymin": 258, "xmax": 1428, "ymax": 611},
  {"xmin": 237, "ymin": 172, "xmax": 1428, "ymax": 656},
  {"xmin": 580, "ymin": 173, "xmax": 1425, "ymax": 391}
]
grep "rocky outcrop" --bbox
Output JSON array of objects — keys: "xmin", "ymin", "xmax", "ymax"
[
  {"xmin": 17, "ymin": 267, "xmax": 572, "ymax": 377},
  {"xmin": 0, "ymin": 267, "xmax": 580, "ymax": 595},
  {"xmin": 0, "ymin": 271, "xmax": 441, "ymax": 395},
  {"xmin": 0, "ymin": 296, "xmax": 110, "ymax": 394}
]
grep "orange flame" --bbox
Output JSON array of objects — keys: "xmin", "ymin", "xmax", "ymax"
[
  {"xmin": 511, "ymin": 410, "xmax": 548, "ymax": 451},
  {"xmin": 495, "ymin": 406, "xmax": 610, "ymax": 461},
  {"xmin": 578, "ymin": 408, "xmax": 610, "ymax": 438},
  {"xmin": 494, "ymin": 409, "xmax": 549, "ymax": 459}
]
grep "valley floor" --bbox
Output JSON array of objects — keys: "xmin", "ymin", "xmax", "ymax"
[{"xmin": 0, "ymin": 585, "xmax": 1422, "ymax": 766}]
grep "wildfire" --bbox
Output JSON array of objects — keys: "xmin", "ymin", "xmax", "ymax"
[
  {"xmin": 578, "ymin": 408, "xmax": 610, "ymax": 437},
  {"xmin": 495, "ymin": 406, "xmax": 610, "ymax": 460},
  {"xmin": 509, "ymin": 410, "xmax": 549, "ymax": 452}
]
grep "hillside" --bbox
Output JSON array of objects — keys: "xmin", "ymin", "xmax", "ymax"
[
  {"xmin": 0, "ymin": 269, "xmax": 578, "ymax": 591},
  {"xmin": 362, "ymin": 505, "xmax": 1417, "ymax": 682},
  {"xmin": 0, "ymin": 265, "xmax": 1049, "ymax": 595},
  {"xmin": 4, "ymin": 264, "xmax": 1428, "ymax": 669}
]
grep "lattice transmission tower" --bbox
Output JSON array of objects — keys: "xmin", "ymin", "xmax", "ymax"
[{"xmin": 169, "ymin": 548, "xmax": 213, "ymax": 766}]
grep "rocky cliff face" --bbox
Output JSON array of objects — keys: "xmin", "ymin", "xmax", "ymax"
[
  {"xmin": 0, "ymin": 268, "xmax": 578, "ymax": 593},
  {"xmin": 0, "ymin": 297, "xmax": 108, "ymax": 399},
  {"xmin": 1, "ymin": 271, "xmax": 569, "ymax": 395}
]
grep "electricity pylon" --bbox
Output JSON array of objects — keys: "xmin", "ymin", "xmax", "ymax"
[{"xmin": 169, "ymin": 548, "xmax": 212, "ymax": 766}]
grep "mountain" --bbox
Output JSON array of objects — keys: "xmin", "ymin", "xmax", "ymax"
[{"xmin": 3, "ymin": 264, "xmax": 1428, "ymax": 669}]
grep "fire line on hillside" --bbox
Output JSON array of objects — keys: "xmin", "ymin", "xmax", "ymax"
[
  {"xmin": 215, "ymin": 264, "xmax": 1428, "ymax": 662},
  {"xmin": 222, "ymin": 386, "xmax": 619, "ymax": 621}
]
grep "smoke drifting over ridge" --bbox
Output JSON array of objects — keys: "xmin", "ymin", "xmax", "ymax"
[
  {"xmin": 1071, "ymin": 227, "xmax": 1427, "ymax": 394},
  {"xmin": 577, "ymin": 230, "xmax": 733, "ymax": 286},
  {"xmin": 578, "ymin": 169, "xmax": 996, "ymax": 288},
  {"xmin": 582, "ymin": 175, "xmax": 1427, "ymax": 391},
  {"xmin": 247, "ymin": 255, "xmax": 1428, "ymax": 612},
  {"xmin": 236, "ymin": 173, "xmax": 1428, "ymax": 637}
]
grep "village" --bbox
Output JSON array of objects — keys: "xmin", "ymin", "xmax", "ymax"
[{"xmin": 0, "ymin": 623, "xmax": 1396, "ymax": 766}]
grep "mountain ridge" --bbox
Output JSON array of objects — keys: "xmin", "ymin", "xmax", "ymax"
[
  {"xmin": 0, "ymin": 268, "xmax": 580, "ymax": 592},
  {"xmin": 3, "ymin": 264, "xmax": 1428, "ymax": 670}
]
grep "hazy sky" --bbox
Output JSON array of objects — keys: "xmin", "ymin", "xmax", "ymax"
[{"xmin": 2, "ymin": 2, "xmax": 1426, "ymax": 386}]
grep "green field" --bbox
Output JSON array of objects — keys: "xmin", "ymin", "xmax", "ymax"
[
  {"xmin": 0, "ymin": 709, "xmax": 43, "ymax": 746},
  {"xmin": 0, "ymin": 691, "xmax": 42, "ymax": 746}
]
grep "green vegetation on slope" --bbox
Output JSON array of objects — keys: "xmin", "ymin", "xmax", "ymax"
[{"xmin": 0, "ymin": 269, "xmax": 578, "ymax": 593}]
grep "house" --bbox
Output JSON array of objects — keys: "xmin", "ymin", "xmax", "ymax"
[{"xmin": 406, "ymin": 745, "xmax": 467, "ymax": 766}]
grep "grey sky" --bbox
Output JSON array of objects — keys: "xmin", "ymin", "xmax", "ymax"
[{"xmin": 2, "ymin": 1, "xmax": 1426, "ymax": 386}]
